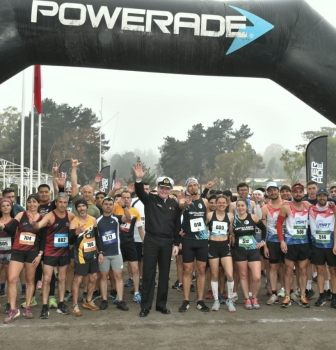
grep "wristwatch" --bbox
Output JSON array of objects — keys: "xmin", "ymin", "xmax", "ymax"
[
  {"xmin": 99, "ymin": 251, "xmax": 104, "ymax": 255},
  {"xmin": 38, "ymin": 253, "xmax": 43, "ymax": 257}
]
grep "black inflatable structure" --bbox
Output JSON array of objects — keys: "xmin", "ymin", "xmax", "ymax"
[{"xmin": 0, "ymin": 0, "xmax": 335, "ymax": 123}]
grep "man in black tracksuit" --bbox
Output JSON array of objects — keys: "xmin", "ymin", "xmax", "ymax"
[{"xmin": 133, "ymin": 163, "xmax": 181, "ymax": 317}]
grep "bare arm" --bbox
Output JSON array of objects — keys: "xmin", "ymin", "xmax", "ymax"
[{"xmin": 70, "ymin": 158, "xmax": 82, "ymax": 198}]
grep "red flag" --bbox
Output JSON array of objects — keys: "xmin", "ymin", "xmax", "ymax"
[{"xmin": 34, "ymin": 65, "xmax": 42, "ymax": 114}]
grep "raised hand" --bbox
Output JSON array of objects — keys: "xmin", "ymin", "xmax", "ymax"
[
  {"xmin": 205, "ymin": 178, "xmax": 217, "ymax": 189},
  {"xmin": 71, "ymin": 158, "xmax": 82, "ymax": 168},
  {"xmin": 132, "ymin": 162, "xmax": 147, "ymax": 179},
  {"xmin": 116, "ymin": 198, "xmax": 125, "ymax": 207},
  {"xmin": 94, "ymin": 173, "xmax": 103, "ymax": 183},
  {"xmin": 113, "ymin": 178, "xmax": 124, "ymax": 190},
  {"xmin": 56, "ymin": 175, "xmax": 66, "ymax": 187},
  {"xmin": 127, "ymin": 182, "xmax": 135, "ymax": 193},
  {"xmin": 52, "ymin": 163, "xmax": 60, "ymax": 174}
]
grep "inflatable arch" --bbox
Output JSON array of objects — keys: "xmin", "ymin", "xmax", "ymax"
[{"xmin": 0, "ymin": 0, "xmax": 336, "ymax": 124}]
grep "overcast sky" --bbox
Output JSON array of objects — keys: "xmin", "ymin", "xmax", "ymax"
[{"xmin": 0, "ymin": 0, "xmax": 334, "ymax": 161}]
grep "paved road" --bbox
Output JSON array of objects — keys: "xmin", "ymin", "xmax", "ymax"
[{"xmin": 1, "ymin": 262, "xmax": 335, "ymax": 350}]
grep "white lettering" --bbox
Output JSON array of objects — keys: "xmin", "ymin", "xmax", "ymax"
[
  {"xmin": 201, "ymin": 14, "xmax": 225, "ymax": 37},
  {"xmin": 87, "ymin": 5, "xmax": 121, "ymax": 29},
  {"xmin": 146, "ymin": 10, "xmax": 173, "ymax": 34},
  {"xmin": 121, "ymin": 8, "xmax": 146, "ymax": 32},
  {"xmin": 174, "ymin": 13, "xmax": 200, "ymax": 36},
  {"xmin": 226, "ymin": 16, "xmax": 246, "ymax": 38},
  {"xmin": 59, "ymin": 3, "xmax": 86, "ymax": 26},
  {"xmin": 31, "ymin": 0, "xmax": 58, "ymax": 23}
]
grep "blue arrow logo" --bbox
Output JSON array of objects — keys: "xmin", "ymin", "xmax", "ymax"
[{"xmin": 226, "ymin": 6, "xmax": 274, "ymax": 55}]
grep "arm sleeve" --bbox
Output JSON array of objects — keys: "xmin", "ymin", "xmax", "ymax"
[
  {"xmin": 173, "ymin": 209, "xmax": 182, "ymax": 246},
  {"xmin": 39, "ymin": 227, "xmax": 47, "ymax": 252},
  {"xmin": 134, "ymin": 181, "xmax": 149, "ymax": 206},
  {"xmin": 3, "ymin": 219, "xmax": 19, "ymax": 236},
  {"xmin": 256, "ymin": 220, "xmax": 266, "ymax": 240},
  {"xmin": 69, "ymin": 229, "xmax": 77, "ymax": 245},
  {"xmin": 201, "ymin": 188, "xmax": 209, "ymax": 198},
  {"xmin": 94, "ymin": 227, "xmax": 103, "ymax": 252},
  {"xmin": 276, "ymin": 215, "xmax": 286, "ymax": 242}
]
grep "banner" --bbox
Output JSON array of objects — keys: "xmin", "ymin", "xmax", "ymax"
[
  {"xmin": 306, "ymin": 135, "xmax": 328, "ymax": 188},
  {"xmin": 34, "ymin": 65, "xmax": 42, "ymax": 114},
  {"xmin": 111, "ymin": 169, "xmax": 116, "ymax": 190},
  {"xmin": 100, "ymin": 166, "xmax": 111, "ymax": 192}
]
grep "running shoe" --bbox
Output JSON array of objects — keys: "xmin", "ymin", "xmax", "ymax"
[
  {"xmin": 211, "ymin": 300, "xmax": 220, "ymax": 311},
  {"xmin": 99, "ymin": 300, "xmax": 108, "ymax": 310},
  {"xmin": 172, "ymin": 280, "xmax": 179, "ymax": 289},
  {"xmin": 312, "ymin": 275, "xmax": 317, "ymax": 283},
  {"xmin": 266, "ymin": 294, "xmax": 279, "ymax": 305},
  {"xmin": 178, "ymin": 300, "xmax": 190, "ymax": 312},
  {"xmin": 133, "ymin": 292, "xmax": 141, "ymax": 304},
  {"xmin": 57, "ymin": 303, "xmax": 70, "ymax": 315},
  {"xmin": 299, "ymin": 296, "xmax": 310, "ymax": 308},
  {"xmin": 49, "ymin": 296, "xmax": 57, "ymax": 309},
  {"xmin": 315, "ymin": 296, "xmax": 326, "ymax": 307},
  {"xmin": 196, "ymin": 300, "xmax": 210, "ymax": 312},
  {"xmin": 331, "ymin": 298, "xmax": 336, "ymax": 309},
  {"xmin": 305, "ymin": 289, "xmax": 315, "ymax": 300},
  {"xmin": 113, "ymin": 296, "xmax": 119, "ymax": 305},
  {"xmin": 4, "ymin": 309, "xmax": 20, "ymax": 324},
  {"xmin": 124, "ymin": 278, "xmax": 134, "ymax": 287},
  {"xmin": 81, "ymin": 292, "xmax": 87, "ymax": 302},
  {"xmin": 21, "ymin": 297, "xmax": 37, "ymax": 308},
  {"xmin": 290, "ymin": 292, "xmax": 300, "ymax": 304},
  {"xmin": 92, "ymin": 290, "xmax": 101, "ymax": 301},
  {"xmin": 109, "ymin": 289, "xmax": 117, "ymax": 299},
  {"xmin": 226, "ymin": 299, "xmax": 236, "ymax": 313},
  {"xmin": 281, "ymin": 296, "xmax": 291, "ymax": 308},
  {"xmin": 277, "ymin": 288, "xmax": 285, "ymax": 298},
  {"xmin": 176, "ymin": 284, "xmax": 183, "ymax": 292},
  {"xmin": 325, "ymin": 289, "xmax": 332, "ymax": 301},
  {"xmin": 244, "ymin": 298, "xmax": 252, "ymax": 310},
  {"xmin": 0, "ymin": 290, "xmax": 6, "ymax": 298},
  {"xmin": 251, "ymin": 298, "xmax": 260, "ymax": 309},
  {"xmin": 23, "ymin": 306, "xmax": 34, "ymax": 319},
  {"xmin": 64, "ymin": 291, "xmax": 73, "ymax": 302},
  {"xmin": 218, "ymin": 293, "xmax": 226, "ymax": 304},
  {"xmin": 205, "ymin": 290, "xmax": 213, "ymax": 299},
  {"xmin": 190, "ymin": 284, "xmax": 196, "ymax": 293},
  {"xmin": 72, "ymin": 304, "xmax": 82, "ymax": 317},
  {"xmin": 82, "ymin": 300, "xmax": 99, "ymax": 311},
  {"xmin": 5, "ymin": 303, "xmax": 10, "ymax": 314},
  {"xmin": 40, "ymin": 306, "xmax": 50, "ymax": 319},
  {"xmin": 232, "ymin": 292, "xmax": 238, "ymax": 302},
  {"xmin": 36, "ymin": 280, "xmax": 42, "ymax": 290},
  {"xmin": 116, "ymin": 300, "xmax": 129, "ymax": 311}
]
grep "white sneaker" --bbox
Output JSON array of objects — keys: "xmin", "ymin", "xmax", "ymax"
[
  {"xmin": 232, "ymin": 292, "xmax": 238, "ymax": 302},
  {"xmin": 211, "ymin": 300, "xmax": 220, "ymax": 311},
  {"xmin": 277, "ymin": 288, "xmax": 285, "ymax": 298},
  {"xmin": 266, "ymin": 294, "xmax": 279, "ymax": 305},
  {"xmin": 226, "ymin": 299, "xmax": 236, "ymax": 312}
]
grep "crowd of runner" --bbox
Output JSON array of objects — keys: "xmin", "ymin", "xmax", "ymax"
[{"xmin": 0, "ymin": 159, "xmax": 336, "ymax": 323}]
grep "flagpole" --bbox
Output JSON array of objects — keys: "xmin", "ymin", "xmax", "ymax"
[
  {"xmin": 38, "ymin": 113, "xmax": 41, "ymax": 186},
  {"xmin": 20, "ymin": 71, "xmax": 25, "ymax": 205},
  {"xmin": 30, "ymin": 67, "xmax": 34, "ymax": 194},
  {"xmin": 99, "ymin": 97, "xmax": 102, "ymax": 171}
]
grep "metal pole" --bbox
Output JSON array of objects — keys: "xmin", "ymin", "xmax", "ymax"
[
  {"xmin": 29, "ymin": 68, "xmax": 34, "ymax": 194},
  {"xmin": 99, "ymin": 98, "xmax": 102, "ymax": 171},
  {"xmin": 37, "ymin": 113, "xmax": 41, "ymax": 185},
  {"xmin": 20, "ymin": 71, "xmax": 25, "ymax": 205}
]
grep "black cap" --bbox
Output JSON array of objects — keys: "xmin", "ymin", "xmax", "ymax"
[
  {"xmin": 280, "ymin": 185, "xmax": 291, "ymax": 192},
  {"xmin": 75, "ymin": 198, "xmax": 88, "ymax": 210}
]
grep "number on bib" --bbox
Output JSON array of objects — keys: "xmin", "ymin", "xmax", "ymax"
[
  {"xmin": 293, "ymin": 226, "xmax": 306, "ymax": 239},
  {"xmin": 102, "ymin": 230, "xmax": 116, "ymax": 245},
  {"xmin": 190, "ymin": 218, "xmax": 204, "ymax": 232},
  {"xmin": 0, "ymin": 237, "xmax": 11, "ymax": 250},
  {"xmin": 212, "ymin": 221, "xmax": 228, "ymax": 235},
  {"xmin": 54, "ymin": 233, "xmax": 68, "ymax": 248},
  {"xmin": 83, "ymin": 238, "xmax": 96, "ymax": 252},
  {"xmin": 238, "ymin": 236, "xmax": 254, "ymax": 249},
  {"xmin": 19, "ymin": 232, "xmax": 36, "ymax": 246},
  {"xmin": 315, "ymin": 231, "xmax": 331, "ymax": 244}
]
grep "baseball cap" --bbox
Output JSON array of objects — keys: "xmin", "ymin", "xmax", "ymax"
[
  {"xmin": 317, "ymin": 188, "xmax": 329, "ymax": 196},
  {"xmin": 291, "ymin": 183, "xmax": 304, "ymax": 191},
  {"xmin": 280, "ymin": 185, "xmax": 291, "ymax": 192},
  {"xmin": 266, "ymin": 182, "xmax": 278, "ymax": 190}
]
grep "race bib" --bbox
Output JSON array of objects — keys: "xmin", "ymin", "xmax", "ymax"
[
  {"xmin": 238, "ymin": 236, "xmax": 254, "ymax": 249},
  {"xmin": 190, "ymin": 218, "xmax": 205, "ymax": 232},
  {"xmin": 102, "ymin": 230, "xmax": 116, "ymax": 245},
  {"xmin": 212, "ymin": 221, "xmax": 228, "ymax": 235},
  {"xmin": 315, "ymin": 231, "xmax": 331, "ymax": 244},
  {"xmin": 293, "ymin": 225, "xmax": 306, "ymax": 239},
  {"xmin": 54, "ymin": 233, "xmax": 68, "ymax": 248},
  {"xmin": 0, "ymin": 237, "xmax": 11, "ymax": 250},
  {"xmin": 120, "ymin": 221, "xmax": 131, "ymax": 232},
  {"xmin": 83, "ymin": 238, "xmax": 96, "ymax": 252},
  {"xmin": 19, "ymin": 232, "xmax": 36, "ymax": 246}
]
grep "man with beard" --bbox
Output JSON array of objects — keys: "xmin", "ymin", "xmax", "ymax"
[
  {"xmin": 309, "ymin": 189, "xmax": 336, "ymax": 308},
  {"xmin": 276, "ymin": 184, "xmax": 312, "ymax": 308},
  {"xmin": 178, "ymin": 178, "xmax": 209, "ymax": 312},
  {"xmin": 262, "ymin": 182, "xmax": 286, "ymax": 305}
]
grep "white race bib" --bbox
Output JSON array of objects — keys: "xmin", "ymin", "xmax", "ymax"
[
  {"xmin": 212, "ymin": 221, "xmax": 228, "ymax": 235},
  {"xmin": 316, "ymin": 231, "xmax": 331, "ymax": 244},
  {"xmin": 0, "ymin": 237, "xmax": 11, "ymax": 250},
  {"xmin": 190, "ymin": 218, "xmax": 204, "ymax": 232},
  {"xmin": 19, "ymin": 232, "xmax": 36, "ymax": 246}
]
